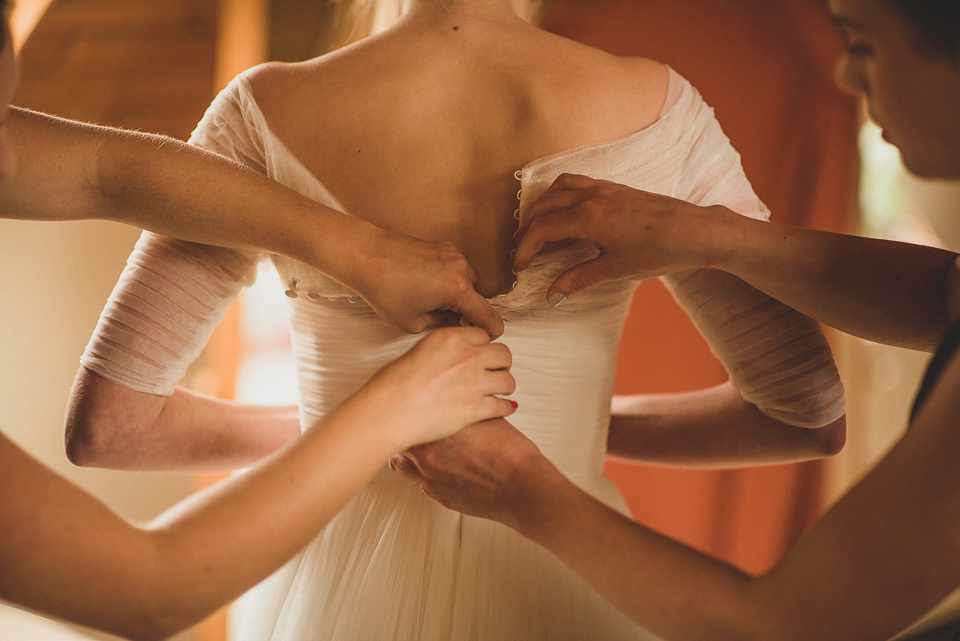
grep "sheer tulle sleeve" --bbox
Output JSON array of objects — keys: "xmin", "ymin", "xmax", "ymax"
[
  {"xmin": 660, "ymin": 89, "xmax": 845, "ymax": 428},
  {"xmin": 80, "ymin": 75, "xmax": 264, "ymax": 395}
]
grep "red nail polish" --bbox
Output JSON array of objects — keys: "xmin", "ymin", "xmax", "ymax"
[{"xmin": 509, "ymin": 400, "xmax": 519, "ymax": 409}]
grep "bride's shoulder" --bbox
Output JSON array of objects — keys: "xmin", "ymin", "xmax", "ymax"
[
  {"xmin": 613, "ymin": 55, "xmax": 670, "ymax": 98},
  {"xmin": 243, "ymin": 59, "xmax": 321, "ymax": 93},
  {"xmin": 561, "ymin": 46, "xmax": 669, "ymax": 118},
  {"xmin": 543, "ymin": 33, "xmax": 669, "ymax": 98},
  {"xmin": 242, "ymin": 56, "xmax": 348, "ymax": 117}
]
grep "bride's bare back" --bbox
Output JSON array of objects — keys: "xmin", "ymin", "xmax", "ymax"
[{"xmin": 250, "ymin": 3, "xmax": 668, "ymax": 297}]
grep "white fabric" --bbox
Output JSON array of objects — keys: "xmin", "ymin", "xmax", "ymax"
[
  {"xmin": 81, "ymin": 234, "xmax": 259, "ymax": 395},
  {"xmin": 81, "ymin": 68, "xmax": 844, "ymax": 640}
]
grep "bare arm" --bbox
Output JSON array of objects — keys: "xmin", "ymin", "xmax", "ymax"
[
  {"xmin": 64, "ymin": 231, "xmax": 289, "ymax": 471},
  {"xmin": 394, "ymin": 356, "xmax": 960, "ymax": 641},
  {"xmin": 714, "ymin": 211, "xmax": 960, "ymax": 352},
  {"xmin": 2, "ymin": 327, "xmax": 515, "ymax": 641},
  {"xmin": 65, "ymin": 369, "xmax": 301, "ymax": 472},
  {"xmin": 0, "ymin": 106, "xmax": 502, "ymax": 336},
  {"xmin": 608, "ymin": 383, "xmax": 846, "ymax": 468},
  {"xmin": 518, "ymin": 173, "xmax": 959, "ymax": 351}
]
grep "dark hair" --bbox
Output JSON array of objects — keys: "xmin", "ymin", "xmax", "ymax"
[
  {"xmin": 886, "ymin": 0, "xmax": 960, "ymax": 56},
  {"xmin": 0, "ymin": 1, "xmax": 8, "ymax": 52}
]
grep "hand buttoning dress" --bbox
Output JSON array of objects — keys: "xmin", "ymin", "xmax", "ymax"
[{"xmin": 81, "ymin": 68, "xmax": 845, "ymax": 641}]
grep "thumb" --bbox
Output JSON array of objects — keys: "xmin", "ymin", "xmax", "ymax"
[
  {"xmin": 389, "ymin": 454, "xmax": 424, "ymax": 482},
  {"xmin": 449, "ymin": 289, "xmax": 505, "ymax": 339},
  {"xmin": 545, "ymin": 258, "xmax": 611, "ymax": 306}
]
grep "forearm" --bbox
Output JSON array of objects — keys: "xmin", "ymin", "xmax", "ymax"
[
  {"xmin": 0, "ymin": 106, "xmax": 381, "ymax": 285},
  {"xmin": 513, "ymin": 462, "xmax": 766, "ymax": 641},
  {"xmin": 511, "ymin": 455, "xmax": 944, "ymax": 641},
  {"xmin": 137, "ymin": 389, "xmax": 403, "ymax": 637},
  {"xmin": 66, "ymin": 368, "xmax": 300, "ymax": 473},
  {"xmin": 3, "ymin": 391, "xmax": 401, "ymax": 641},
  {"xmin": 516, "ymin": 369, "xmax": 960, "ymax": 641},
  {"xmin": 711, "ymin": 210, "xmax": 959, "ymax": 351},
  {"xmin": 608, "ymin": 383, "xmax": 845, "ymax": 468}
]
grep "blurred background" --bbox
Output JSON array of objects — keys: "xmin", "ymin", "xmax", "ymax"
[{"xmin": 0, "ymin": 1, "xmax": 957, "ymax": 640}]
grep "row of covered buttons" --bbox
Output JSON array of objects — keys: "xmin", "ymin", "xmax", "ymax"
[
  {"xmin": 284, "ymin": 278, "xmax": 359, "ymax": 303},
  {"xmin": 494, "ymin": 169, "xmax": 523, "ymax": 299},
  {"xmin": 285, "ymin": 171, "xmax": 526, "ymax": 305}
]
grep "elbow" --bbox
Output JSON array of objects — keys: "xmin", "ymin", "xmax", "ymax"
[
  {"xmin": 112, "ymin": 560, "xmax": 204, "ymax": 641},
  {"xmin": 64, "ymin": 408, "xmax": 100, "ymax": 467},
  {"xmin": 124, "ymin": 625, "xmax": 184, "ymax": 641},
  {"xmin": 813, "ymin": 415, "xmax": 846, "ymax": 458},
  {"xmin": 64, "ymin": 367, "xmax": 156, "ymax": 469},
  {"xmin": 736, "ymin": 579, "xmax": 809, "ymax": 641},
  {"xmin": 132, "ymin": 609, "xmax": 204, "ymax": 641},
  {"xmin": 65, "ymin": 367, "xmax": 109, "ymax": 467},
  {"xmin": 115, "ymin": 611, "xmax": 195, "ymax": 641},
  {"xmin": 64, "ymin": 398, "xmax": 115, "ymax": 468}
]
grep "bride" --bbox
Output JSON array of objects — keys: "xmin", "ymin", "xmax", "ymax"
[{"xmin": 67, "ymin": 0, "xmax": 847, "ymax": 638}]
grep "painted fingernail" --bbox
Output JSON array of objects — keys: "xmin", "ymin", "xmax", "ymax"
[
  {"xmin": 547, "ymin": 292, "xmax": 567, "ymax": 308},
  {"xmin": 509, "ymin": 400, "xmax": 519, "ymax": 409}
]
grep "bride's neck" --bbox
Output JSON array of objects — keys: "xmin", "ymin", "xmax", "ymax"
[{"xmin": 402, "ymin": 0, "xmax": 530, "ymax": 24}]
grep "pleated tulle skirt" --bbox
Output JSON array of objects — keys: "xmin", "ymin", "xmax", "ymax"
[{"xmin": 234, "ymin": 467, "xmax": 658, "ymax": 641}]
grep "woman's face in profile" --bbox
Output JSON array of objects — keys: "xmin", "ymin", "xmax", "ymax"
[{"xmin": 829, "ymin": 0, "xmax": 960, "ymax": 179}]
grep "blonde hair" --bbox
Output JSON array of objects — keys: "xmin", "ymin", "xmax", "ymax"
[{"xmin": 332, "ymin": 0, "xmax": 544, "ymax": 45}]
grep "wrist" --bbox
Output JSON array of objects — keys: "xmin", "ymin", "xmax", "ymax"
[
  {"xmin": 337, "ymin": 374, "xmax": 429, "ymax": 454},
  {"xmin": 505, "ymin": 454, "xmax": 572, "ymax": 539},
  {"xmin": 701, "ymin": 206, "xmax": 754, "ymax": 273},
  {"xmin": 332, "ymin": 221, "xmax": 394, "ymax": 298},
  {"xmin": 279, "ymin": 206, "xmax": 383, "ymax": 291}
]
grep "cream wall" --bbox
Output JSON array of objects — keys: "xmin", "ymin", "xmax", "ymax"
[
  {"xmin": 827, "ymin": 174, "xmax": 960, "ymax": 638},
  {"xmin": 0, "ymin": 218, "xmax": 196, "ymax": 641}
]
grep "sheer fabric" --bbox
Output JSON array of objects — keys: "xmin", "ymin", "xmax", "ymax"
[{"xmin": 81, "ymin": 68, "xmax": 843, "ymax": 640}]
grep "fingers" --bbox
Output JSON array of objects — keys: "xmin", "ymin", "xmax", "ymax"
[
  {"xmin": 389, "ymin": 451, "xmax": 446, "ymax": 506},
  {"xmin": 546, "ymin": 257, "xmax": 612, "ymax": 302},
  {"xmin": 412, "ymin": 310, "xmax": 460, "ymax": 333},
  {"xmin": 540, "ymin": 172, "xmax": 599, "ymax": 194},
  {"xmin": 388, "ymin": 454, "xmax": 424, "ymax": 482},
  {"xmin": 451, "ymin": 289, "xmax": 505, "ymax": 339},
  {"xmin": 514, "ymin": 207, "xmax": 586, "ymax": 271},
  {"xmin": 519, "ymin": 188, "xmax": 593, "ymax": 240},
  {"xmin": 479, "ymin": 340, "xmax": 512, "ymax": 371},
  {"xmin": 517, "ymin": 191, "xmax": 595, "ymax": 252},
  {"xmin": 515, "ymin": 176, "xmax": 607, "ymax": 272},
  {"xmin": 479, "ymin": 394, "xmax": 518, "ymax": 422}
]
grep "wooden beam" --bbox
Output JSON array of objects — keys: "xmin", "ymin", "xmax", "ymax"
[
  {"xmin": 9, "ymin": 0, "xmax": 57, "ymax": 51},
  {"xmin": 215, "ymin": 0, "xmax": 268, "ymax": 88}
]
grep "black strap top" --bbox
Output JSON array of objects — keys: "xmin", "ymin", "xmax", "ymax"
[
  {"xmin": 910, "ymin": 318, "xmax": 960, "ymax": 419},
  {"xmin": 905, "ymin": 319, "xmax": 960, "ymax": 640}
]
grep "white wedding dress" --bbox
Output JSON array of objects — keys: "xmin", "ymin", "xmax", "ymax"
[{"xmin": 81, "ymin": 67, "xmax": 845, "ymax": 641}]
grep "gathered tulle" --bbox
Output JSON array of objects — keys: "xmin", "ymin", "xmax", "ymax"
[
  {"xmin": 236, "ymin": 471, "xmax": 641, "ymax": 641},
  {"xmin": 81, "ymin": 67, "xmax": 844, "ymax": 641}
]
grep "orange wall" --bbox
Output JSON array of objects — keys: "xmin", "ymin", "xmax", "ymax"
[{"xmin": 542, "ymin": 0, "xmax": 860, "ymax": 574}]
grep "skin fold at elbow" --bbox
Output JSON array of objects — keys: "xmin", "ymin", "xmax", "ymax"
[
  {"xmin": 812, "ymin": 415, "xmax": 847, "ymax": 458},
  {"xmin": 63, "ymin": 410, "xmax": 109, "ymax": 467},
  {"xmin": 103, "ymin": 596, "xmax": 204, "ymax": 641},
  {"xmin": 100, "ymin": 534, "xmax": 212, "ymax": 641},
  {"xmin": 63, "ymin": 367, "xmax": 156, "ymax": 469}
]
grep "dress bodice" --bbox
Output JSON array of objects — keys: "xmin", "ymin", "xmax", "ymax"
[
  {"xmin": 202, "ymin": 69, "xmax": 731, "ymax": 479},
  {"xmin": 265, "ymin": 144, "xmax": 641, "ymax": 477},
  {"xmin": 79, "ymin": 63, "xmax": 847, "ymax": 641}
]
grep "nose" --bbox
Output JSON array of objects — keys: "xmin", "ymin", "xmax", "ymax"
[{"xmin": 834, "ymin": 55, "xmax": 868, "ymax": 96}]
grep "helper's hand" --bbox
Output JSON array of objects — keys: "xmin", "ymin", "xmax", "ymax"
[
  {"xmin": 389, "ymin": 418, "xmax": 559, "ymax": 530},
  {"xmin": 353, "ymin": 328, "xmax": 516, "ymax": 449},
  {"xmin": 516, "ymin": 173, "xmax": 735, "ymax": 304},
  {"xmin": 354, "ymin": 229, "xmax": 505, "ymax": 338}
]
